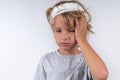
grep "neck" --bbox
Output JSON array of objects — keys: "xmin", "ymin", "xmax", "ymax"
[{"xmin": 58, "ymin": 48, "xmax": 80, "ymax": 56}]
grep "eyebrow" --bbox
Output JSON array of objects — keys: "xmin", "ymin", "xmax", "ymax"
[
  {"xmin": 53, "ymin": 25, "xmax": 75, "ymax": 29},
  {"xmin": 53, "ymin": 27, "xmax": 61, "ymax": 29}
]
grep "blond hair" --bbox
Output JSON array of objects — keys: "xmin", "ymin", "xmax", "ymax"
[{"xmin": 46, "ymin": 0, "xmax": 94, "ymax": 33}]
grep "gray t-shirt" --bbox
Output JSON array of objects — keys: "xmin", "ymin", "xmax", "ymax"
[{"xmin": 34, "ymin": 50, "xmax": 93, "ymax": 80}]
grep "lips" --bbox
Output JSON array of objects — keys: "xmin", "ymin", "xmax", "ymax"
[{"xmin": 60, "ymin": 43, "xmax": 70, "ymax": 47}]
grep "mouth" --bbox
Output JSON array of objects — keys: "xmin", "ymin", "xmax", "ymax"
[{"xmin": 60, "ymin": 43, "xmax": 70, "ymax": 47}]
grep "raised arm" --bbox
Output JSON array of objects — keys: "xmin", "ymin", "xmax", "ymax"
[{"xmin": 75, "ymin": 15, "xmax": 108, "ymax": 80}]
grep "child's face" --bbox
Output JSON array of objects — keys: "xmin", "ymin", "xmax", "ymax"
[{"xmin": 52, "ymin": 15, "xmax": 78, "ymax": 51}]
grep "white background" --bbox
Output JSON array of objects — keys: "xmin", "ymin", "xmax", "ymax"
[{"xmin": 0, "ymin": 0, "xmax": 120, "ymax": 80}]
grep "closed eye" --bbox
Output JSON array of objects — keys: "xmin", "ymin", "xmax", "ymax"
[
  {"xmin": 68, "ymin": 29, "xmax": 75, "ymax": 32},
  {"xmin": 54, "ymin": 29, "xmax": 61, "ymax": 32}
]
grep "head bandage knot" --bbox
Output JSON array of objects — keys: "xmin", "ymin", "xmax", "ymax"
[{"xmin": 50, "ymin": 3, "xmax": 84, "ymax": 23}]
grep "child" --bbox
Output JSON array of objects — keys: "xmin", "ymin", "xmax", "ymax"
[{"xmin": 34, "ymin": 0, "xmax": 108, "ymax": 80}]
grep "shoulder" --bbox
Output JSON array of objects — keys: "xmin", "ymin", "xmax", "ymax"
[
  {"xmin": 43, "ymin": 50, "xmax": 57, "ymax": 59},
  {"xmin": 39, "ymin": 50, "xmax": 57, "ymax": 63}
]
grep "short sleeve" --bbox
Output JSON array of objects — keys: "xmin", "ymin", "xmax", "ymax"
[
  {"xmin": 84, "ymin": 62, "xmax": 93, "ymax": 80},
  {"xmin": 87, "ymin": 67, "xmax": 93, "ymax": 80},
  {"xmin": 34, "ymin": 57, "xmax": 46, "ymax": 80}
]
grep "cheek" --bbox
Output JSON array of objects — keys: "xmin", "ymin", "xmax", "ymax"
[
  {"xmin": 70, "ymin": 34, "xmax": 76, "ymax": 40},
  {"xmin": 71, "ymin": 35, "xmax": 78, "ymax": 44},
  {"xmin": 54, "ymin": 33, "xmax": 60, "ymax": 41}
]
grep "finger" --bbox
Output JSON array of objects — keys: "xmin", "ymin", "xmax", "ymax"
[
  {"xmin": 75, "ymin": 17, "xmax": 86, "ymax": 28},
  {"xmin": 80, "ymin": 16, "xmax": 87, "ymax": 28},
  {"xmin": 75, "ymin": 18, "xmax": 80, "ymax": 28}
]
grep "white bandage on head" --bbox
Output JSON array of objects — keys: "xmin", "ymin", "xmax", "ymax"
[{"xmin": 50, "ymin": 3, "xmax": 84, "ymax": 23}]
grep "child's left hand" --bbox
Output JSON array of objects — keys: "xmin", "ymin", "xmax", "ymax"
[{"xmin": 75, "ymin": 15, "xmax": 88, "ymax": 43}]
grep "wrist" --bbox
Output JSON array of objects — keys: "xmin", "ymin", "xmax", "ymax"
[
  {"xmin": 77, "ymin": 38, "xmax": 87, "ymax": 44},
  {"xmin": 77, "ymin": 39, "xmax": 89, "ymax": 48}
]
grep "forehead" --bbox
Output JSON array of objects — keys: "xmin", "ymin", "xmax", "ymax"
[
  {"xmin": 52, "ymin": 14, "xmax": 74, "ymax": 29},
  {"xmin": 54, "ymin": 14, "xmax": 65, "ymax": 25}
]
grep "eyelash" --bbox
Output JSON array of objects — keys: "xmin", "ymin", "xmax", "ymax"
[
  {"xmin": 69, "ymin": 29, "xmax": 75, "ymax": 32},
  {"xmin": 55, "ymin": 29, "xmax": 75, "ymax": 32},
  {"xmin": 56, "ymin": 30, "xmax": 61, "ymax": 32}
]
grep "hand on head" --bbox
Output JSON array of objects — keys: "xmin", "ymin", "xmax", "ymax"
[{"xmin": 75, "ymin": 14, "xmax": 88, "ymax": 42}]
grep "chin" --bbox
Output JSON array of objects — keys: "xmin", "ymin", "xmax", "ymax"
[{"xmin": 60, "ymin": 47, "xmax": 71, "ymax": 51}]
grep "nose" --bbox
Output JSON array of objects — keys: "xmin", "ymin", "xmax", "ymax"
[{"xmin": 61, "ymin": 31, "xmax": 70, "ymax": 41}]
